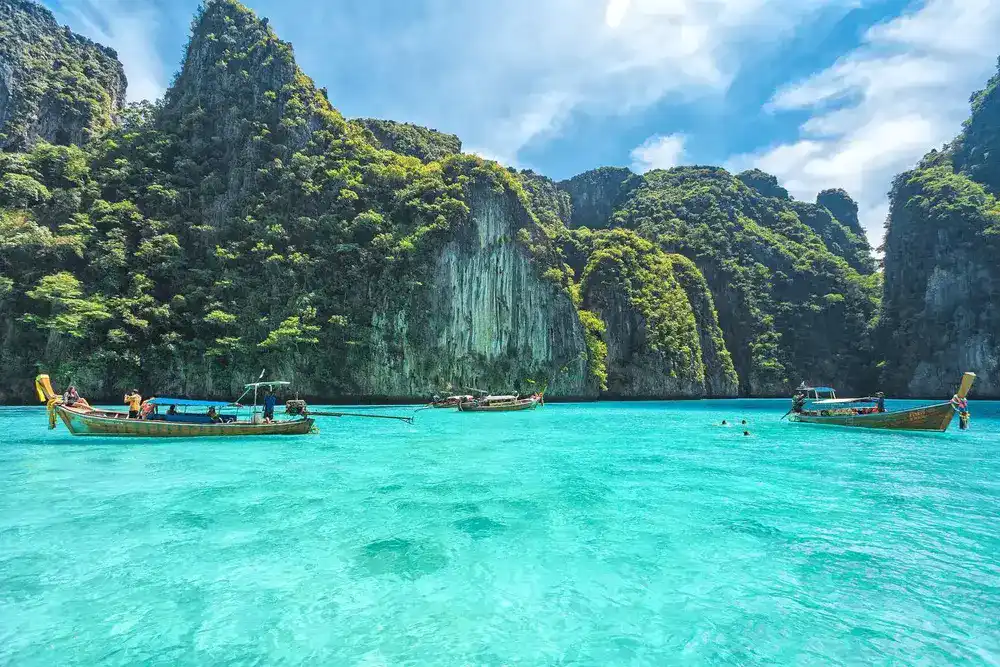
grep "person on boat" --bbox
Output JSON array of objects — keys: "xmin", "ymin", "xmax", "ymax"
[
  {"xmin": 63, "ymin": 385, "xmax": 80, "ymax": 407},
  {"xmin": 167, "ymin": 405, "xmax": 178, "ymax": 416},
  {"xmin": 792, "ymin": 392, "xmax": 806, "ymax": 414},
  {"xmin": 263, "ymin": 388, "xmax": 277, "ymax": 423},
  {"xmin": 207, "ymin": 406, "xmax": 222, "ymax": 423},
  {"xmin": 139, "ymin": 400, "xmax": 154, "ymax": 420},
  {"xmin": 124, "ymin": 389, "xmax": 141, "ymax": 419},
  {"xmin": 875, "ymin": 392, "xmax": 886, "ymax": 413}
]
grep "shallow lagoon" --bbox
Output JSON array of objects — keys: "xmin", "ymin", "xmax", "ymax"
[{"xmin": 2, "ymin": 399, "xmax": 999, "ymax": 665}]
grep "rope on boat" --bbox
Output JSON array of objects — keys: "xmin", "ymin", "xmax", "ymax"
[{"xmin": 46, "ymin": 397, "xmax": 60, "ymax": 429}]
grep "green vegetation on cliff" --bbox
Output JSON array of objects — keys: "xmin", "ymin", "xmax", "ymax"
[
  {"xmin": 598, "ymin": 167, "xmax": 879, "ymax": 395},
  {"xmin": 350, "ymin": 118, "xmax": 462, "ymax": 162},
  {"xmin": 0, "ymin": 0, "xmax": 582, "ymax": 401},
  {"xmin": 0, "ymin": 0, "xmax": 126, "ymax": 150},
  {"xmin": 952, "ymin": 58, "xmax": 1000, "ymax": 194},
  {"xmin": 880, "ymin": 58, "xmax": 1000, "ymax": 397},
  {"xmin": 583, "ymin": 229, "xmax": 702, "ymax": 381},
  {"xmin": 0, "ymin": 0, "xmax": 886, "ymax": 401},
  {"xmin": 579, "ymin": 229, "xmax": 737, "ymax": 397}
]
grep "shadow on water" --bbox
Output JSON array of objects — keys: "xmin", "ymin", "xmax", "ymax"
[
  {"xmin": 356, "ymin": 538, "xmax": 448, "ymax": 580},
  {"xmin": 166, "ymin": 510, "xmax": 215, "ymax": 530},
  {"xmin": 722, "ymin": 517, "xmax": 789, "ymax": 542},
  {"xmin": 453, "ymin": 516, "xmax": 506, "ymax": 539},
  {"xmin": 450, "ymin": 501, "xmax": 481, "ymax": 514}
]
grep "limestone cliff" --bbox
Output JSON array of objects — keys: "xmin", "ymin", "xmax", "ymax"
[
  {"xmin": 0, "ymin": 0, "xmax": 592, "ymax": 403},
  {"xmin": 352, "ymin": 184, "xmax": 589, "ymax": 398},
  {"xmin": 563, "ymin": 167, "xmax": 879, "ymax": 396},
  {"xmin": 0, "ymin": 0, "xmax": 885, "ymax": 403},
  {"xmin": 580, "ymin": 229, "xmax": 737, "ymax": 398},
  {"xmin": 668, "ymin": 254, "xmax": 740, "ymax": 397},
  {"xmin": 559, "ymin": 167, "xmax": 632, "ymax": 229},
  {"xmin": 879, "ymin": 60, "xmax": 1000, "ymax": 398},
  {"xmin": 737, "ymin": 168, "xmax": 789, "ymax": 200},
  {"xmin": 0, "ymin": 0, "xmax": 126, "ymax": 150}
]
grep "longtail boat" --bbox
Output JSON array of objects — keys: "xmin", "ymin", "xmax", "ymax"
[
  {"xmin": 786, "ymin": 372, "xmax": 975, "ymax": 432},
  {"xmin": 457, "ymin": 393, "xmax": 542, "ymax": 412},
  {"xmin": 429, "ymin": 394, "xmax": 473, "ymax": 408},
  {"xmin": 35, "ymin": 375, "xmax": 313, "ymax": 437}
]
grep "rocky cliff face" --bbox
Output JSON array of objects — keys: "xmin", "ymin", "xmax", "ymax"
[
  {"xmin": 0, "ymin": 0, "xmax": 888, "ymax": 403},
  {"xmin": 668, "ymin": 254, "xmax": 740, "ymax": 397},
  {"xmin": 952, "ymin": 58, "xmax": 1000, "ymax": 195},
  {"xmin": 0, "ymin": 0, "xmax": 593, "ymax": 402},
  {"xmin": 353, "ymin": 184, "xmax": 589, "ymax": 398},
  {"xmin": 559, "ymin": 167, "xmax": 632, "ymax": 229},
  {"xmin": 0, "ymin": 0, "xmax": 126, "ymax": 150},
  {"xmin": 562, "ymin": 167, "xmax": 879, "ymax": 396},
  {"xmin": 579, "ymin": 229, "xmax": 738, "ymax": 398},
  {"xmin": 879, "ymin": 60, "xmax": 1000, "ymax": 397}
]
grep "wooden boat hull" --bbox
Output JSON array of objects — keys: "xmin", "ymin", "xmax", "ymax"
[
  {"xmin": 55, "ymin": 405, "xmax": 314, "ymax": 437},
  {"xmin": 457, "ymin": 398, "xmax": 540, "ymax": 412},
  {"xmin": 788, "ymin": 401, "xmax": 957, "ymax": 432}
]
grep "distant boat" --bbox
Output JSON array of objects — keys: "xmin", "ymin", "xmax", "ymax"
[
  {"xmin": 35, "ymin": 375, "xmax": 313, "ymax": 437},
  {"xmin": 429, "ymin": 394, "xmax": 473, "ymax": 408},
  {"xmin": 457, "ymin": 393, "xmax": 542, "ymax": 412},
  {"xmin": 786, "ymin": 372, "xmax": 975, "ymax": 432}
]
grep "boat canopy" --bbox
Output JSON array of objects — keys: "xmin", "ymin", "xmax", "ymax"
[
  {"xmin": 485, "ymin": 395, "xmax": 517, "ymax": 401},
  {"xmin": 812, "ymin": 397, "xmax": 875, "ymax": 405},
  {"xmin": 799, "ymin": 386, "xmax": 836, "ymax": 392},
  {"xmin": 244, "ymin": 380, "xmax": 291, "ymax": 389},
  {"xmin": 147, "ymin": 397, "xmax": 235, "ymax": 408}
]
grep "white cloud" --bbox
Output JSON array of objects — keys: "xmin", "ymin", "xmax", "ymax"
[
  {"xmin": 48, "ymin": 0, "xmax": 171, "ymax": 103},
  {"xmin": 631, "ymin": 133, "xmax": 687, "ymax": 172},
  {"xmin": 731, "ymin": 0, "xmax": 1000, "ymax": 242},
  {"xmin": 306, "ymin": 0, "xmax": 863, "ymax": 166},
  {"xmin": 605, "ymin": 0, "xmax": 631, "ymax": 28}
]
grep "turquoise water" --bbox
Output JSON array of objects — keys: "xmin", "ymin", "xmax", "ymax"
[{"xmin": 2, "ymin": 399, "xmax": 999, "ymax": 665}]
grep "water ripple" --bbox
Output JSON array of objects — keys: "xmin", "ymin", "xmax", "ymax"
[{"xmin": 2, "ymin": 400, "xmax": 1000, "ymax": 664}]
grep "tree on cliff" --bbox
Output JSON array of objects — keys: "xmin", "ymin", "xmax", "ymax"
[
  {"xmin": 880, "ymin": 57, "xmax": 1000, "ymax": 397},
  {"xmin": 1, "ymin": 0, "xmax": 884, "ymax": 401}
]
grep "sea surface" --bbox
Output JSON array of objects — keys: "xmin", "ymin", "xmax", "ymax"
[{"xmin": 1, "ymin": 399, "xmax": 999, "ymax": 666}]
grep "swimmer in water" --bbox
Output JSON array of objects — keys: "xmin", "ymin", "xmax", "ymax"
[
  {"xmin": 721, "ymin": 419, "xmax": 728, "ymax": 426},
  {"xmin": 741, "ymin": 419, "xmax": 747, "ymax": 425},
  {"xmin": 743, "ymin": 430, "xmax": 751, "ymax": 436}
]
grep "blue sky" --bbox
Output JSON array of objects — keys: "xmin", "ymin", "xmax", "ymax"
[{"xmin": 43, "ymin": 0, "xmax": 1000, "ymax": 242}]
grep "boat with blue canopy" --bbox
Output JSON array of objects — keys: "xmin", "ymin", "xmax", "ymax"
[
  {"xmin": 34, "ymin": 374, "xmax": 313, "ymax": 437},
  {"xmin": 786, "ymin": 373, "xmax": 975, "ymax": 432}
]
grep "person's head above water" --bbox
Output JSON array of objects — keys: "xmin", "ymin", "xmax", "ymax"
[
  {"xmin": 721, "ymin": 419, "xmax": 727, "ymax": 425},
  {"xmin": 741, "ymin": 419, "xmax": 747, "ymax": 425},
  {"xmin": 743, "ymin": 430, "xmax": 750, "ymax": 436}
]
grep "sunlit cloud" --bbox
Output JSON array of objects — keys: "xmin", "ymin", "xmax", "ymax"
[
  {"xmin": 605, "ymin": 0, "xmax": 631, "ymax": 28},
  {"xmin": 631, "ymin": 133, "xmax": 687, "ymax": 172},
  {"xmin": 729, "ymin": 0, "xmax": 1000, "ymax": 241}
]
